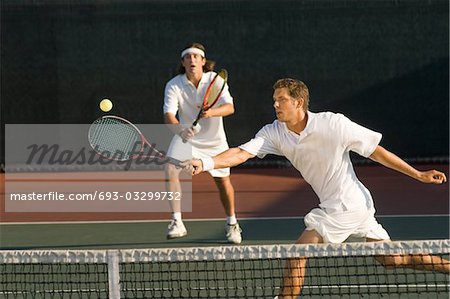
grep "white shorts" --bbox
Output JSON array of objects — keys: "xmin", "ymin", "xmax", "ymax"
[
  {"xmin": 167, "ymin": 135, "xmax": 230, "ymax": 178},
  {"xmin": 304, "ymin": 207, "xmax": 390, "ymax": 243}
]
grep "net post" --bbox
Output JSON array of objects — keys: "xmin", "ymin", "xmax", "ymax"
[{"xmin": 107, "ymin": 250, "xmax": 121, "ymax": 299}]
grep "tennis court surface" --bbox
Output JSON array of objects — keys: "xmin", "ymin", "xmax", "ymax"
[{"xmin": 0, "ymin": 164, "xmax": 449, "ymax": 298}]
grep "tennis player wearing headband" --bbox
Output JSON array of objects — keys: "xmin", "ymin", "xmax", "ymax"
[
  {"xmin": 163, "ymin": 42, "xmax": 242, "ymax": 244},
  {"xmin": 190, "ymin": 78, "xmax": 449, "ymax": 298}
]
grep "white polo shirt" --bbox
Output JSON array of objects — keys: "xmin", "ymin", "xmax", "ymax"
[
  {"xmin": 163, "ymin": 72, "xmax": 233, "ymax": 148},
  {"xmin": 239, "ymin": 112, "xmax": 382, "ymax": 212}
]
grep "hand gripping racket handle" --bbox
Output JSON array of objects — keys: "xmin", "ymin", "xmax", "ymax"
[{"xmin": 191, "ymin": 69, "xmax": 228, "ymax": 128}]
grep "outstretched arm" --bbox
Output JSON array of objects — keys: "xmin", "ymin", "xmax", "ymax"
[
  {"xmin": 369, "ymin": 145, "xmax": 447, "ymax": 184},
  {"xmin": 192, "ymin": 147, "xmax": 255, "ymax": 175}
]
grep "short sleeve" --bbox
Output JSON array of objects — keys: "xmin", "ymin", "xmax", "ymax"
[
  {"xmin": 163, "ymin": 83, "xmax": 179, "ymax": 115},
  {"xmin": 339, "ymin": 114, "xmax": 382, "ymax": 157},
  {"xmin": 239, "ymin": 123, "xmax": 283, "ymax": 158},
  {"xmin": 216, "ymin": 83, "xmax": 233, "ymax": 106}
]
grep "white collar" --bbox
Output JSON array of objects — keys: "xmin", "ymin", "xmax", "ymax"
[
  {"xmin": 182, "ymin": 73, "xmax": 208, "ymax": 87},
  {"xmin": 281, "ymin": 111, "xmax": 315, "ymax": 135}
]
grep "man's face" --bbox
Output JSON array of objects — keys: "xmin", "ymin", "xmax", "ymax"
[
  {"xmin": 181, "ymin": 53, "xmax": 206, "ymax": 75},
  {"xmin": 273, "ymin": 88, "xmax": 300, "ymax": 122}
]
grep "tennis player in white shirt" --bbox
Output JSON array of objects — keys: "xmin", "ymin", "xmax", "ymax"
[
  {"xmin": 163, "ymin": 42, "xmax": 242, "ymax": 244},
  {"xmin": 190, "ymin": 78, "xmax": 448, "ymax": 298}
]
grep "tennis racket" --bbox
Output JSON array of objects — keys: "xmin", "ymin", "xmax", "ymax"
[
  {"xmin": 192, "ymin": 69, "xmax": 228, "ymax": 127},
  {"xmin": 88, "ymin": 115, "xmax": 182, "ymax": 167},
  {"xmin": 182, "ymin": 69, "xmax": 228, "ymax": 143}
]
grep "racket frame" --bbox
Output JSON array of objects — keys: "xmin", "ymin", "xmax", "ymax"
[
  {"xmin": 191, "ymin": 69, "xmax": 228, "ymax": 127},
  {"xmin": 88, "ymin": 115, "xmax": 182, "ymax": 167}
]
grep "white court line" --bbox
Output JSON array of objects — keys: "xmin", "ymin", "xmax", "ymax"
[
  {"xmin": 119, "ymin": 284, "xmax": 450, "ymax": 291},
  {"xmin": 2, "ymin": 284, "xmax": 448, "ymax": 295},
  {"xmin": 0, "ymin": 214, "xmax": 448, "ymax": 225}
]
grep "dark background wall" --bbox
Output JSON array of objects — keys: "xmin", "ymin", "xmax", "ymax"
[{"xmin": 1, "ymin": 0, "xmax": 449, "ymax": 165}]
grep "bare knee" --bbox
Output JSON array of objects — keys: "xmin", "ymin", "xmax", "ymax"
[
  {"xmin": 213, "ymin": 176, "xmax": 234, "ymax": 190},
  {"xmin": 213, "ymin": 176, "xmax": 230, "ymax": 185},
  {"xmin": 165, "ymin": 163, "xmax": 181, "ymax": 179},
  {"xmin": 296, "ymin": 229, "xmax": 323, "ymax": 244}
]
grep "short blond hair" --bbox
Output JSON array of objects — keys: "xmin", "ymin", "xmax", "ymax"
[{"xmin": 273, "ymin": 78, "xmax": 309, "ymax": 111}]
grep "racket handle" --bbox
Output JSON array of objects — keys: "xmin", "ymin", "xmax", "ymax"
[
  {"xmin": 192, "ymin": 108, "xmax": 203, "ymax": 128},
  {"xmin": 183, "ymin": 110, "xmax": 203, "ymax": 143},
  {"xmin": 181, "ymin": 125, "xmax": 196, "ymax": 143}
]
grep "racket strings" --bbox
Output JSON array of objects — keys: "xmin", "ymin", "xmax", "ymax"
[
  {"xmin": 207, "ymin": 81, "xmax": 222, "ymax": 106},
  {"xmin": 205, "ymin": 70, "xmax": 227, "ymax": 108},
  {"xmin": 89, "ymin": 118, "xmax": 142, "ymax": 160}
]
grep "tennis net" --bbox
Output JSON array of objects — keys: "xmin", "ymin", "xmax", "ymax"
[{"xmin": 1, "ymin": 240, "xmax": 449, "ymax": 298}]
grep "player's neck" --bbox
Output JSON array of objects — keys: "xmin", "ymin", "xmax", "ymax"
[
  {"xmin": 185, "ymin": 71, "xmax": 203, "ymax": 88},
  {"xmin": 286, "ymin": 110, "xmax": 308, "ymax": 134}
]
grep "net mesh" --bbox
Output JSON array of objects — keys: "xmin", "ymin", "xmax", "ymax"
[
  {"xmin": 1, "ymin": 240, "xmax": 449, "ymax": 299},
  {"xmin": 2, "ymin": 263, "xmax": 109, "ymax": 298}
]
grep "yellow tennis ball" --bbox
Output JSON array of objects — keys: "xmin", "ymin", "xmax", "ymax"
[{"xmin": 99, "ymin": 99, "xmax": 113, "ymax": 112}]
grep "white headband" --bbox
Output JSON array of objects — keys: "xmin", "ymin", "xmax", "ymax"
[{"xmin": 181, "ymin": 47, "xmax": 205, "ymax": 58}]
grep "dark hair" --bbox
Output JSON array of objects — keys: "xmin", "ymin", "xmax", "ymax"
[
  {"xmin": 273, "ymin": 78, "xmax": 309, "ymax": 112},
  {"xmin": 177, "ymin": 42, "xmax": 215, "ymax": 74}
]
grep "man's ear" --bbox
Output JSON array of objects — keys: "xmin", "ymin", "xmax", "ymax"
[{"xmin": 296, "ymin": 97, "xmax": 304, "ymax": 109}]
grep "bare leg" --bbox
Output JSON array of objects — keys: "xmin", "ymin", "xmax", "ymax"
[
  {"xmin": 367, "ymin": 238, "xmax": 450, "ymax": 274},
  {"xmin": 279, "ymin": 230, "xmax": 323, "ymax": 299},
  {"xmin": 213, "ymin": 176, "xmax": 235, "ymax": 217},
  {"xmin": 165, "ymin": 164, "xmax": 182, "ymax": 214}
]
